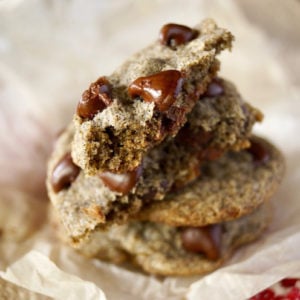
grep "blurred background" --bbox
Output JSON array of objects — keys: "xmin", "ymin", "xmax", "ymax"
[{"xmin": 0, "ymin": 0, "xmax": 299, "ymax": 122}]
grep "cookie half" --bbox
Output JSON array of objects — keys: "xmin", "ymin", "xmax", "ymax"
[
  {"xmin": 72, "ymin": 19, "xmax": 234, "ymax": 174},
  {"xmin": 52, "ymin": 204, "xmax": 271, "ymax": 276},
  {"xmin": 136, "ymin": 136, "xmax": 284, "ymax": 226}
]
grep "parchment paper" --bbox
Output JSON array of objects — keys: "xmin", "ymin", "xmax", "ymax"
[{"xmin": 0, "ymin": 0, "xmax": 299, "ymax": 299}]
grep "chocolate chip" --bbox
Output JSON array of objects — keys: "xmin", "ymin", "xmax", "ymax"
[
  {"xmin": 77, "ymin": 77, "xmax": 113, "ymax": 119},
  {"xmin": 171, "ymin": 160, "xmax": 201, "ymax": 191},
  {"xmin": 181, "ymin": 225, "xmax": 222, "ymax": 260},
  {"xmin": 200, "ymin": 148, "xmax": 224, "ymax": 161},
  {"xmin": 99, "ymin": 165, "xmax": 142, "ymax": 194},
  {"xmin": 176, "ymin": 126, "xmax": 212, "ymax": 148},
  {"xmin": 247, "ymin": 139, "xmax": 269, "ymax": 164},
  {"xmin": 128, "ymin": 70, "xmax": 183, "ymax": 112},
  {"xmin": 159, "ymin": 23, "xmax": 199, "ymax": 48},
  {"xmin": 202, "ymin": 78, "xmax": 224, "ymax": 97},
  {"xmin": 175, "ymin": 126, "xmax": 223, "ymax": 161},
  {"xmin": 51, "ymin": 153, "xmax": 80, "ymax": 193}
]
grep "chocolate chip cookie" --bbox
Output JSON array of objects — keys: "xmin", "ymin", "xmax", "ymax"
[
  {"xmin": 52, "ymin": 203, "xmax": 271, "ymax": 276},
  {"xmin": 72, "ymin": 19, "xmax": 234, "ymax": 174},
  {"xmin": 47, "ymin": 127, "xmax": 283, "ymax": 253},
  {"xmin": 136, "ymin": 136, "xmax": 285, "ymax": 226},
  {"xmin": 47, "ymin": 78, "xmax": 261, "ymax": 242},
  {"xmin": 46, "ymin": 19, "xmax": 285, "ymax": 278}
]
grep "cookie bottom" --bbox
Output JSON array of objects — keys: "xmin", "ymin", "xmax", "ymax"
[{"xmin": 51, "ymin": 203, "xmax": 271, "ymax": 276}]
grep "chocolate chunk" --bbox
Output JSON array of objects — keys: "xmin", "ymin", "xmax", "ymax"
[
  {"xmin": 77, "ymin": 77, "xmax": 113, "ymax": 119},
  {"xmin": 202, "ymin": 78, "xmax": 224, "ymax": 97},
  {"xmin": 159, "ymin": 23, "xmax": 199, "ymax": 48},
  {"xmin": 128, "ymin": 70, "xmax": 183, "ymax": 112},
  {"xmin": 200, "ymin": 148, "xmax": 224, "ymax": 161},
  {"xmin": 176, "ymin": 126, "xmax": 212, "ymax": 148},
  {"xmin": 99, "ymin": 166, "xmax": 142, "ymax": 194},
  {"xmin": 51, "ymin": 153, "xmax": 80, "ymax": 193},
  {"xmin": 247, "ymin": 139, "xmax": 270, "ymax": 164},
  {"xmin": 181, "ymin": 225, "xmax": 222, "ymax": 260}
]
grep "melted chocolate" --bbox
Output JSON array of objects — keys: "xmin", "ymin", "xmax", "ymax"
[
  {"xmin": 99, "ymin": 166, "xmax": 142, "ymax": 194},
  {"xmin": 128, "ymin": 70, "xmax": 183, "ymax": 112},
  {"xmin": 247, "ymin": 139, "xmax": 269, "ymax": 164},
  {"xmin": 181, "ymin": 224, "xmax": 222, "ymax": 260},
  {"xmin": 77, "ymin": 77, "xmax": 113, "ymax": 119},
  {"xmin": 159, "ymin": 23, "xmax": 199, "ymax": 47}
]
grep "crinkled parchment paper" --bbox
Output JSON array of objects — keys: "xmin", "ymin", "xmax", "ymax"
[{"xmin": 0, "ymin": 0, "xmax": 299, "ymax": 299}]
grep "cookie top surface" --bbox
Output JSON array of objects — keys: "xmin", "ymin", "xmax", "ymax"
[
  {"xmin": 71, "ymin": 19, "xmax": 233, "ymax": 174},
  {"xmin": 47, "ymin": 78, "xmax": 261, "ymax": 240},
  {"xmin": 136, "ymin": 136, "xmax": 285, "ymax": 226},
  {"xmin": 60, "ymin": 204, "xmax": 270, "ymax": 276}
]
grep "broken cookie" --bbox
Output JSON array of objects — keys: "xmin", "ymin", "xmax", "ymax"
[
  {"xmin": 51, "ymin": 203, "xmax": 271, "ymax": 276},
  {"xmin": 72, "ymin": 19, "xmax": 233, "ymax": 174}
]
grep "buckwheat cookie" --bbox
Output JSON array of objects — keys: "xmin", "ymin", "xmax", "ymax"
[
  {"xmin": 47, "ymin": 79, "xmax": 261, "ymax": 243},
  {"xmin": 136, "ymin": 136, "xmax": 285, "ymax": 226},
  {"xmin": 72, "ymin": 19, "xmax": 234, "ymax": 174},
  {"xmin": 173, "ymin": 77, "xmax": 263, "ymax": 160},
  {"xmin": 0, "ymin": 188, "xmax": 46, "ymax": 242},
  {"xmin": 52, "ymin": 204, "xmax": 271, "ymax": 276}
]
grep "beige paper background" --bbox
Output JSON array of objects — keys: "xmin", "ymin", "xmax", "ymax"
[{"xmin": 0, "ymin": 0, "xmax": 299, "ymax": 299}]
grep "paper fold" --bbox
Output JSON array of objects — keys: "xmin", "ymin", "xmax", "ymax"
[{"xmin": 0, "ymin": 251, "xmax": 107, "ymax": 300}]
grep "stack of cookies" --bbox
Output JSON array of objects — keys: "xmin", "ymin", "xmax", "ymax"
[{"xmin": 47, "ymin": 19, "xmax": 284, "ymax": 276}]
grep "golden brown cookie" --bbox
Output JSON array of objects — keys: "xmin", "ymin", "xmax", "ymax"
[{"xmin": 136, "ymin": 136, "xmax": 284, "ymax": 226}]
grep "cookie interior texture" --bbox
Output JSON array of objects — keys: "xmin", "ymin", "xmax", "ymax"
[
  {"xmin": 47, "ymin": 78, "xmax": 262, "ymax": 241},
  {"xmin": 51, "ymin": 203, "xmax": 271, "ymax": 276},
  {"xmin": 71, "ymin": 19, "xmax": 234, "ymax": 174}
]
